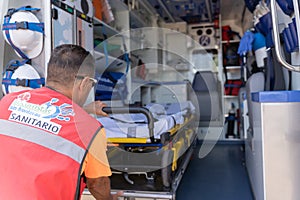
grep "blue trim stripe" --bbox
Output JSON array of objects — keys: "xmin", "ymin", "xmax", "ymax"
[{"xmin": 252, "ymin": 90, "xmax": 300, "ymax": 103}]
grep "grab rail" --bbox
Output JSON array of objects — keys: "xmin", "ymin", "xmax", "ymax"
[
  {"xmin": 270, "ymin": 0, "xmax": 300, "ymax": 72},
  {"xmin": 102, "ymin": 106, "xmax": 155, "ymax": 143}
]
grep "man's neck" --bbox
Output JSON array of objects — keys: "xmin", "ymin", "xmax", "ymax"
[{"xmin": 46, "ymin": 83, "xmax": 73, "ymax": 99}]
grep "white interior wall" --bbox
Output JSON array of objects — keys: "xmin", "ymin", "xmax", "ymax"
[{"xmin": 0, "ymin": 1, "xmax": 9, "ymax": 97}]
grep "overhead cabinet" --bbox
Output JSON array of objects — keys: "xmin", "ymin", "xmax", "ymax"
[{"xmin": 51, "ymin": 0, "xmax": 94, "ymax": 51}]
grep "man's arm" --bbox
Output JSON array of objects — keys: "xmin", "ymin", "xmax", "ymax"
[
  {"xmin": 86, "ymin": 177, "xmax": 122, "ymax": 200},
  {"xmin": 86, "ymin": 177, "xmax": 111, "ymax": 199},
  {"xmin": 83, "ymin": 129, "xmax": 123, "ymax": 200}
]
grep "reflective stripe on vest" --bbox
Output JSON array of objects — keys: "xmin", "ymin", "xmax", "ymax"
[{"xmin": 0, "ymin": 119, "xmax": 85, "ymax": 163}]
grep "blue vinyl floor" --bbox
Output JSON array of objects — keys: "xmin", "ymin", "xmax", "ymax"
[{"xmin": 176, "ymin": 142, "xmax": 254, "ymax": 200}]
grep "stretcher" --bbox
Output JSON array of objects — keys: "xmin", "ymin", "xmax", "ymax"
[{"xmin": 84, "ymin": 102, "xmax": 197, "ymax": 199}]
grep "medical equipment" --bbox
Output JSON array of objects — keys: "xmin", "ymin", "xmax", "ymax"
[
  {"xmin": 2, "ymin": 61, "xmax": 44, "ymax": 95},
  {"xmin": 2, "ymin": 6, "xmax": 44, "ymax": 59},
  {"xmin": 93, "ymin": 102, "xmax": 197, "ymax": 199}
]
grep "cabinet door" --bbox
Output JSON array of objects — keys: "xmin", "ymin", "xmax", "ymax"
[
  {"xmin": 76, "ymin": 14, "xmax": 94, "ymax": 52},
  {"xmin": 52, "ymin": 5, "xmax": 74, "ymax": 47},
  {"xmin": 165, "ymin": 32, "xmax": 187, "ymax": 63}
]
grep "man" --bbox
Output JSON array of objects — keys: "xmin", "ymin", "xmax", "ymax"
[{"xmin": 0, "ymin": 44, "xmax": 122, "ymax": 199}]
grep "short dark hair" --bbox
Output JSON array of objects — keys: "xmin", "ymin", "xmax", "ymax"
[{"xmin": 47, "ymin": 44, "xmax": 95, "ymax": 86}]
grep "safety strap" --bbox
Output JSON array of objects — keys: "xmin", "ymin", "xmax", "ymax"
[
  {"xmin": 121, "ymin": 35, "xmax": 130, "ymax": 74},
  {"xmin": 100, "ymin": 25, "xmax": 129, "ymax": 104},
  {"xmin": 2, "ymin": 21, "xmax": 44, "ymax": 33},
  {"xmin": 2, "ymin": 6, "xmax": 44, "ymax": 59},
  {"xmin": 2, "ymin": 60, "xmax": 26, "ymax": 93},
  {"xmin": 2, "ymin": 77, "xmax": 45, "ymax": 88},
  {"xmin": 102, "ymin": 25, "xmax": 109, "ymax": 68},
  {"xmin": 2, "ymin": 60, "xmax": 45, "ymax": 94}
]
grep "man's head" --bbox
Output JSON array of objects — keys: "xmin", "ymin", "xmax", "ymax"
[{"xmin": 46, "ymin": 44, "xmax": 96, "ymax": 106}]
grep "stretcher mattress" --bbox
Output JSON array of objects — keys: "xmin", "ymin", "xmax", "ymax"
[{"xmin": 97, "ymin": 101, "xmax": 195, "ymax": 139}]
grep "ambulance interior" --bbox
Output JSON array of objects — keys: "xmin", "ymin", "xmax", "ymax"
[{"xmin": 1, "ymin": 0, "xmax": 300, "ymax": 199}]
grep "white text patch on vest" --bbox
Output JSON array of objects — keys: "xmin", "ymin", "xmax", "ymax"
[{"xmin": 9, "ymin": 112, "xmax": 61, "ymax": 135}]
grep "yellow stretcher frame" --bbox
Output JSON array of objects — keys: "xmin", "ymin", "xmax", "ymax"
[
  {"xmin": 107, "ymin": 115, "xmax": 195, "ymax": 144},
  {"xmin": 98, "ymin": 107, "xmax": 197, "ymax": 200}
]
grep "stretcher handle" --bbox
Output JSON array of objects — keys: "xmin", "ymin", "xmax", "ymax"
[
  {"xmin": 102, "ymin": 106, "xmax": 155, "ymax": 143},
  {"xmin": 270, "ymin": 0, "xmax": 300, "ymax": 72}
]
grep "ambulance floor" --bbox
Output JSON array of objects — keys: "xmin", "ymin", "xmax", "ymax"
[
  {"xmin": 176, "ymin": 142, "xmax": 254, "ymax": 200},
  {"xmin": 81, "ymin": 142, "xmax": 254, "ymax": 200}
]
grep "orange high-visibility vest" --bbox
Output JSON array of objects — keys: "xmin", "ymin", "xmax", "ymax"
[{"xmin": 0, "ymin": 87, "xmax": 102, "ymax": 199}]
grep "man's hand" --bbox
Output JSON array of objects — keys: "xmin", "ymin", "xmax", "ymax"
[
  {"xmin": 112, "ymin": 191, "xmax": 123, "ymax": 200},
  {"xmin": 84, "ymin": 101, "xmax": 108, "ymax": 117},
  {"xmin": 86, "ymin": 177, "xmax": 123, "ymax": 200}
]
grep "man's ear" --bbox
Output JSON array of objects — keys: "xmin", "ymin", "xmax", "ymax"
[
  {"xmin": 73, "ymin": 77, "xmax": 91, "ymax": 106},
  {"xmin": 78, "ymin": 77, "xmax": 90, "ymax": 91}
]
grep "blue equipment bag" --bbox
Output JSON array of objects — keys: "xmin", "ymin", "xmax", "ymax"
[
  {"xmin": 283, "ymin": 17, "xmax": 299, "ymax": 53},
  {"xmin": 95, "ymin": 72, "xmax": 128, "ymax": 102},
  {"xmin": 276, "ymin": 0, "xmax": 294, "ymax": 16}
]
